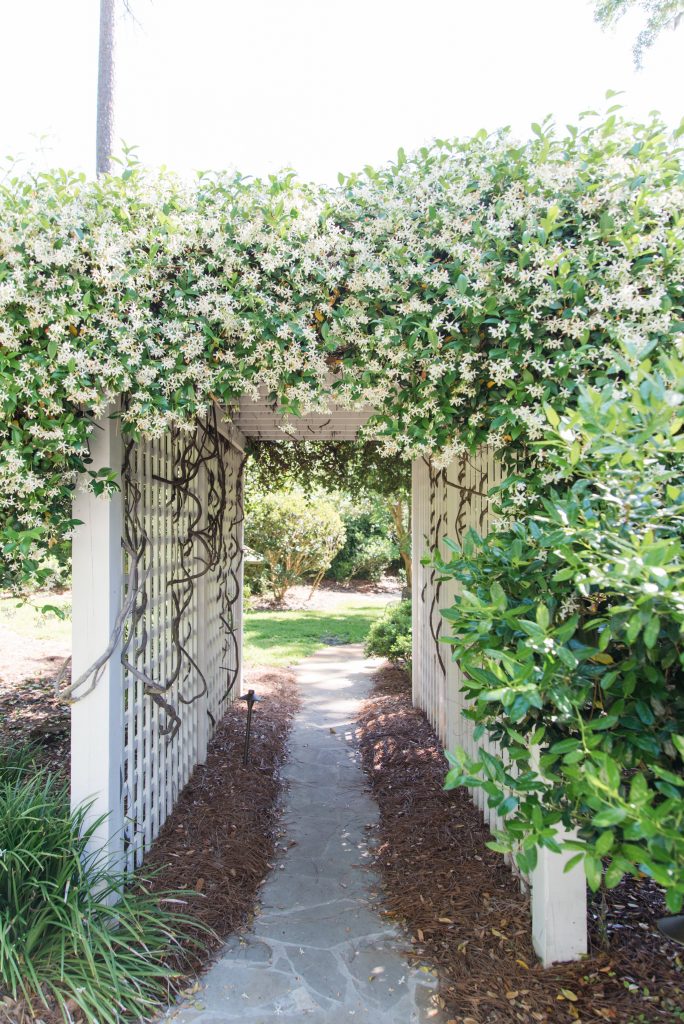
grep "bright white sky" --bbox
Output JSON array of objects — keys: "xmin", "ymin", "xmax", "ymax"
[{"xmin": 1, "ymin": 0, "xmax": 681, "ymax": 183}]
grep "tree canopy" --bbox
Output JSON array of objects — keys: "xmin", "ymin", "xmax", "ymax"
[
  {"xmin": 247, "ymin": 441, "xmax": 410, "ymax": 498},
  {"xmin": 593, "ymin": 0, "xmax": 683, "ymax": 66}
]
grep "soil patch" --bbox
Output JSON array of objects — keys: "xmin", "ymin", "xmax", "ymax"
[
  {"xmin": 356, "ymin": 664, "xmax": 684, "ymax": 1024},
  {"xmin": 0, "ymin": 667, "xmax": 70, "ymax": 777},
  {"xmin": 249, "ymin": 576, "xmax": 402, "ymax": 611},
  {"xmin": 143, "ymin": 666, "xmax": 300, "ymax": 973}
]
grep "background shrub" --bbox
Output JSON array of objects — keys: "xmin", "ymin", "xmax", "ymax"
[
  {"xmin": 244, "ymin": 488, "xmax": 346, "ymax": 602},
  {"xmin": 346, "ymin": 534, "xmax": 397, "ymax": 582},
  {"xmin": 365, "ymin": 600, "xmax": 412, "ymax": 671},
  {"xmin": 247, "ymin": 445, "xmax": 411, "ymax": 586},
  {"xmin": 328, "ymin": 494, "xmax": 398, "ymax": 582}
]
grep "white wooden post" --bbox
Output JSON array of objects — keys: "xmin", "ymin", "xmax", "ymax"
[
  {"xmin": 411, "ymin": 459, "xmax": 421, "ymax": 708},
  {"xmin": 70, "ymin": 412, "xmax": 125, "ymax": 870},
  {"xmin": 235, "ymin": 454, "xmax": 245, "ymax": 699},
  {"xmin": 531, "ymin": 830, "xmax": 588, "ymax": 965},
  {"xmin": 196, "ymin": 453, "xmax": 209, "ymax": 764}
]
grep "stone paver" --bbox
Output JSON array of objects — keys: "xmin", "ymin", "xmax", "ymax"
[{"xmin": 167, "ymin": 644, "xmax": 442, "ymax": 1024}]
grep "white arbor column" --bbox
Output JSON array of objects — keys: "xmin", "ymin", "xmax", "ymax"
[
  {"xmin": 531, "ymin": 832, "xmax": 588, "ymax": 966},
  {"xmin": 196, "ymin": 452, "xmax": 209, "ymax": 765},
  {"xmin": 70, "ymin": 412, "xmax": 124, "ymax": 869},
  {"xmin": 235, "ymin": 456, "xmax": 245, "ymax": 699},
  {"xmin": 411, "ymin": 458, "xmax": 425, "ymax": 710}
]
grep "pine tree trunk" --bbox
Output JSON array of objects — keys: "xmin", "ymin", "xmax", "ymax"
[{"xmin": 96, "ymin": 0, "xmax": 116, "ymax": 176}]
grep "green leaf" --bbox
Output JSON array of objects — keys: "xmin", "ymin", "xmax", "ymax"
[
  {"xmin": 629, "ymin": 772, "xmax": 649, "ymax": 806},
  {"xmin": 599, "ymin": 211, "xmax": 614, "ymax": 233},
  {"xmin": 444, "ymin": 768, "xmax": 466, "ymax": 790},
  {"xmin": 593, "ymin": 806, "xmax": 627, "ymax": 827},
  {"xmin": 549, "ymin": 737, "xmax": 581, "ymax": 755},
  {"xmin": 665, "ymin": 889, "xmax": 684, "ymax": 913},
  {"xmin": 643, "ymin": 616, "xmax": 660, "ymax": 649},
  {"xmin": 604, "ymin": 861, "xmax": 625, "ymax": 889},
  {"xmin": 563, "ymin": 852, "xmax": 585, "ymax": 873},
  {"xmin": 536, "ymin": 604, "xmax": 550, "ymax": 630},
  {"xmin": 584, "ymin": 855, "xmax": 603, "ymax": 892},
  {"xmin": 595, "ymin": 830, "xmax": 614, "ymax": 856},
  {"xmin": 554, "ymin": 615, "xmax": 579, "ymax": 643},
  {"xmin": 544, "ymin": 403, "xmax": 560, "ymax": 427}
]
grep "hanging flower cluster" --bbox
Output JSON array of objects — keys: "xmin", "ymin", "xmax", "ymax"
[{"xmin": 0, "ymin": 108, "xmax": 682, "ymax": 589}]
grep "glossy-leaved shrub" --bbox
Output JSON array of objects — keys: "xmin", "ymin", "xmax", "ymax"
[{"xmin": 434, "ymin": 346, "xmax": 684, "ymax": 910}]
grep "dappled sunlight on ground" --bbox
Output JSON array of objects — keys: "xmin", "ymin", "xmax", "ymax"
[
  {"xmin": 249, "ymin": 577, "xmax": 402, "ymax": 612},
  {"xmin": 244, "ymin": 605, "xmax": 388, "ymax": 667},
  {"xmin": 0, "ymin": 591, "xmax": 70, "ymax": 687}
]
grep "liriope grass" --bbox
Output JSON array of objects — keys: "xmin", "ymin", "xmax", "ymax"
[{"xmin": 0, "ymin": 753, "xmax": 207, "ymax": 1023}]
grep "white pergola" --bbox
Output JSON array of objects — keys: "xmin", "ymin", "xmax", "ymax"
[{"xmin": 70, "ymin": 400, "xmax": 586, "ymax": 967}]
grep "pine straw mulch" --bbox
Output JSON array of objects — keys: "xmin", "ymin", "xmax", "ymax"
[
  {"xmin": 142, "ymin": 666, "xmax": 300, "ymax": 974},
  {"xmin": 0, "ymin": 666, "xmax": 71, "ymax": 778},
  {"xmin": 356, "ymin": 664, "xmax": 684, "ymax": 1024}
]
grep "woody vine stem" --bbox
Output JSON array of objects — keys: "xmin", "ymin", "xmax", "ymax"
[{"xmin": 58, "ymin": 409, "xmax": 245, "ymax": 740}]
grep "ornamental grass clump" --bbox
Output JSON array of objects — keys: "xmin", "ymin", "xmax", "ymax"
[
  {"xmin": 0, "ymin": 760, "xmax": 200, "ymax": 1023},
  {"xmin": 435, "ymin": 345, "xmax": 684, "ymax": 911}
]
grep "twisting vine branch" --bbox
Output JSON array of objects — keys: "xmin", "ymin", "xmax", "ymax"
[{"xmin": 58, "ymin": 406, "xmax": 245, "ymax": 742}]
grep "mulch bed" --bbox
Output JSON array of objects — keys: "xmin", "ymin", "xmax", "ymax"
[
  {"xmin": 356, "ymin": 664, "xmax": 684, "ymax": 1024},
  {"xmin": 143, "ymin": 666, "xmax": 300, "ymax": 973},
  {"xmin": 0, "ymin": 668, "xmax": 71, "ymax": 777}
]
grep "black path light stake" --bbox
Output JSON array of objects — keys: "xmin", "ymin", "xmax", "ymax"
[
  {"xmin": 240, "ymin": 689, "xmax": 261, "ymax": 766},
  {"xmin": 657, "ymin": 915, "xmax": 684, "ymax": 946}
]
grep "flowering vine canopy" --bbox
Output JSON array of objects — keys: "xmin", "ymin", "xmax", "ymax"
[{"xmin": 0, "ymin": 106, "xmax": 682, "ymax": 590}]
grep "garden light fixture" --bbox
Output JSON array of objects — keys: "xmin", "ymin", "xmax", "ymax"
[{"xmin": 240, "ymin": 689, "xmax": 261, "ymax": 765}]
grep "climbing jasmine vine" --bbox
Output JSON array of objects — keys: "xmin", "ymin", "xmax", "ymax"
[{"xmin": 0, "ymin": 107, "xmax": 682, "ymax": 590}]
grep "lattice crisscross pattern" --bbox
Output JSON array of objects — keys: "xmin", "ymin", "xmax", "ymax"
[{"xmin": 121, "ymin": 423, "xmax": 243, "ymax": 871}]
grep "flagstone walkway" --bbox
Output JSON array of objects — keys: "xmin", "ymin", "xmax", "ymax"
[{"xmin": 168, "ymin": 644, "xmax": 442, "ymax": 1024}]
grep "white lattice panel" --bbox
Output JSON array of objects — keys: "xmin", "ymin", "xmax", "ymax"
[
  {"xmin": 412, "ymin": 449, "xmax": 506, "ymax": 827},
  {"xmin": 121, "ymin": 423, "xmax": 243, "ymax": 871},
  {"xmin": 411, "ymin": 448, "xmax": 588, "ymax": 964},
  {"xmin": 204, "ymin": 436, "xmax": 244, "ymax": 732}
]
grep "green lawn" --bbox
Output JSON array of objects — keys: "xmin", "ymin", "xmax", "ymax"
[
  {"xmin": 0, "ymin": 592, "xmax": 71, "ymax": 643},
  {"xmin": 0, "ymin": 591, "xmax": 385, "ymax": 669},
  {"xmin": 243, "ymin": 603, "xmax": 385, "ymax": 667}
]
